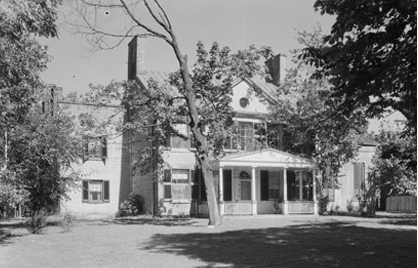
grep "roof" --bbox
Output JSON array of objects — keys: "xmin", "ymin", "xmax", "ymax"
[
  {"xmin": 211, "ymin": 148, "xmax": 316, "ymax": 169},
  {"xmin": 136, "ymin": 71, "xmax": 286, "ymax": 104},
  {"xmin": 358, "ymin": 136, "xmax": 378, "ymax": 146}
]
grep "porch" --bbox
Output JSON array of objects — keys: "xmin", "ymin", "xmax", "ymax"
[{"xmin": 210, "ymin": 148, "xmax": 318, "ymax": 215}]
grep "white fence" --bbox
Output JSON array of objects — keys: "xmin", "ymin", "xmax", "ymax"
[{"xmin": 386, "ymin": 196, "xmax": 417, "ymax": 212}]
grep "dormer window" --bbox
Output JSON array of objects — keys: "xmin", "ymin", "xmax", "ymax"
[{"xmin": 239, "ymin": 97, "xmax": 249, "ymax": 108}]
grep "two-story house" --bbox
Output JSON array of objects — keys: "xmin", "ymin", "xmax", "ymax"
[
  {"xmin": 126, "ymin": 37, "xmax": 378, "ymax": 217},
  {"xmin": 57, "ymin": 37, "xmax": 377, "ymax": 218},
  {"xmin": 55, "ymin": 95, "xmax": 130, "ymax": 218}
]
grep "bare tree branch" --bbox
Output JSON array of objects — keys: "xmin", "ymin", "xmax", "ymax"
[
  {"xmin": 119, "ymin": 0, "xmax": 172, "ymax": 44},
  {"xmin": 153, "ymin": 0, "xmax": 172, "ymax": 31},
  {"xmin": 80, "ymin": 0, "xmax": 124, "ymax": 9},
  {"xmin": 143, "ymin": 0, "xmax": 170, "ymax": 34}
]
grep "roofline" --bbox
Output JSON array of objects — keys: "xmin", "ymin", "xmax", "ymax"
[
  {"xmin": 58, "ymin": 101, "xmax": 121, "ymax": 108},
  {"xmin": 219, "ymin": 148, "xmax": 315, "ymax": 163},
  {"xmin": 242, "ymin": 77, "xmax": 278, "ymax": 104}
]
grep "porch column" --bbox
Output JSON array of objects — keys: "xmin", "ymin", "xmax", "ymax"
[
  {"xmin": 219, "ymin": 167, "xmax": 224, "ymax": 216},
  {"xmin": 313, "ymin": 169, "xmax": 318, "ymax": 215},
  {"xmin": 251, "ymin": 166, "xmax": 257, "ymax": 215},
  {"xmin": 283, "ymin": 168, "xmax": 288, "ymax": 215}
]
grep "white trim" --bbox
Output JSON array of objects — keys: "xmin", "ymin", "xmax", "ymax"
[
  {"xmin": 219, "ymin": 161, "xmax": 314, "ymax": 168},
  {"xmin": 232, "ymin": 117, "xmax": 263, "ymax": 123}
]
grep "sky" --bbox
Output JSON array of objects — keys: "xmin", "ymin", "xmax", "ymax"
[{"xmin": 39, "ymin": 0, "xmax": 335, "ymax": 94}]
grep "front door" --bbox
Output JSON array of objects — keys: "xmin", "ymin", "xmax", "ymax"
[{"xmin": 241, "ymin": 180, "xmax": 251, "ymax": 200}]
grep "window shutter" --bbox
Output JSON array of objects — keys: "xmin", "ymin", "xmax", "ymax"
[
  {"xmin": 191, "ymin": 170, "xmax": 199, "ymax": 201},
  {"xmin": 82, "ymin": 180, "xmax": 89, "ymax": 202},
  {"xmin": 164, "ymin": 185, "xmax": 172, "ymax": 199},
  {"xmin": 101, "ymin": 138, "xmax": 107, "ymax": 159},
  {"xmin": 353, "ymin": 162, "xmax": 363, "ymax": 197},
  {"xmin": 223, "ymin": 170, "xmax": 232, "ymax": 201},
  {"xmin": 260, "ymin": 170, "xmax": 269, "ymax": 201},
  {"xmin": 199, "ymin": 170, "xmax": 207, "ymax": 202},
  {"xmin": 103, "ymin": 181, "xmax": 110, "ymax": 202},
  {"xmin": 213, "ymin": 170, "xmax": 219, "ymax": 199}
]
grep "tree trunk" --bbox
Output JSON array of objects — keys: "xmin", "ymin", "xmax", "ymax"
[
  {"xmin": 169, "ymin": 38, "xmax": 221, "ymax": 226},
  {"xmin": 200, "ymin": 156, "xmax": 221, "ymax": 226}
]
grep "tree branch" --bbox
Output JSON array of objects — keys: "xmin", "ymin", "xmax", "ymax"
[{"xmin": 118, "ymin": 0, "xmax": 172, "ymax": 44}]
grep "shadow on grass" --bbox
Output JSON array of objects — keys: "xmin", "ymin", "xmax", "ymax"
[
  {"xmin": 0, "ymin": 217, "xmax": 66, "ymax": 245},
  {"xmin": 380, "ymin": 218, "xmax": 417, "ymax": 226},
  {"xmin": 0, "ymin": 219, "xmax": 29, "ymax": 246},
  {"xmin": 142, "ymin": 221, "xmax": 417, "ymax": 268}
]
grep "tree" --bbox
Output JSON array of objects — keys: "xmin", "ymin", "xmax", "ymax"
[
  {"xmin": 270, "ymin": 27, "xmax": 368, "ymax": 195},
  {"xmin": 6, "ymin": 102, "xmax": 81, "ymax": 214},
  {"xmin": 302, "ymin": 0, "xmax": 417, "ymax": 136},
  {"xmin": 73, "ymin": 0, "xmax": 272, "ymax": 226},
  {"xmin": 365, "ymin": 129, "xmax": 417, "ymax": 214},
  {"xmin": 0, "ymin": 0, "xmax": 62, "ymax": 132},
  {"xmin": 0, "ymin": 1, "xmax": 82, "ymax": 221}
]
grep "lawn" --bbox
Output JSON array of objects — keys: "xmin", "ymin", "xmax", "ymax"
[{"xmin": 0, "ymin": 213, "xmax": 416, "ymax": 268}]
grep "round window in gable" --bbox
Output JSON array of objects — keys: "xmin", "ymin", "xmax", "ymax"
[{"xmin": 239, "ymin": 97, "xmax": 249, "ymax": 108}]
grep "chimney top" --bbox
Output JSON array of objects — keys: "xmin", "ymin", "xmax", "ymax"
[
  {"xmin": 128, "ymin": 37, "xmax": 145, "ymax": 80},
  {"xmin": 265, "ymin": 54, "xmax": 287, "ymax": 86}
]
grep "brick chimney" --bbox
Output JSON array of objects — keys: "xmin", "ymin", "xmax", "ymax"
[
  {"xmin": 265, "ymin": 54, "xmax": 287, "ymax": 86},
  {"xmin": 127, "ymin": 36, "xmax": 145, "ymax": 80}
]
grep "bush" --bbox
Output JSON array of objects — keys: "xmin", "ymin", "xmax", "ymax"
[
  {"xmin": 319, "ymin": 195, "xmax": 330, "ymax": 215},
  {"xmin": 273, "ymin": 199, "xmax": 283, "ymax": 214},
  {"xmin": 29, "ymin": 209, "xmax": 48, "ymax": 234},
  {"xmin": 60, "ymin": 213, "xmax": 76, "ymax": 233},
  {"xmin": 116, "ymin": 193, "xmax": 144, "ymax": 217}
]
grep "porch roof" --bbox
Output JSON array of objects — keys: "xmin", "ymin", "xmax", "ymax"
[{"xmin": 211, "ymin": 148, "xmax": 316, "ymax": 169}]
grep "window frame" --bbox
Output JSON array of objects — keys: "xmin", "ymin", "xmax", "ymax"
[
  {"xmin": 83, "ymin": 136, "xmax": 108, "ymax": 161},
  {"xmin": 353, "ymin": 162, "xmax": 365, "ymax": 198},
  {"xmin": 82, "ymin": 180, "xmax": 110, "ymax": 203},
  {"xmin": 163, "ymin": 169, "xmax": 191, "ymax": 201}
]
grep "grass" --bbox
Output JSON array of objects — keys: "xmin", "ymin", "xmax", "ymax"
[{"xmin": 0, "ymin": 213, "xmax": 416, "ymax": 268}]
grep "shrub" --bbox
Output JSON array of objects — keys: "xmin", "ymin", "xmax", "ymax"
[
  {"xmin": 60, "ymin": 213, "xmax": 76, "ymax": 233},
  {"xmin": 116, "ymin": 193, "xmax": 144, "ymax": 217},
  {"xmin": 273, "ymin": 199, "xmax": 283, "ymax": 214},
  {"xmin": 319, "ymin": 195, "xmax": 330, "ymax": 215},
  {"xmin": 29, "ymin": 209, "xmax": 48, "ymax": 234}
]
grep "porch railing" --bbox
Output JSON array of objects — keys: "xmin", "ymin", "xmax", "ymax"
[{"xmin": 288, "ymin": 201, "xmax": 315, "ymax": 214}]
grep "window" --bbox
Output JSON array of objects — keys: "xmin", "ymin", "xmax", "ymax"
[
  {"xmin": 172, "ymin": 124, "xmax": 189, "ymax": 149},
  {"xmin": 287, "ymin": 171, "xmax": 313, "ymax": 201},
  {"xmin": 287, "ymin": 170, "xmax": 299, "ymax": 201},
  {"xmin": 301, "ymin": 172, "xmax": 313, "ymax": 201},
  {"xmin": 260, "ymin": 170, "xmax": 269, "ymax": 201},
  {"xmin": 163, "ymin": 169, "xmax": 191, "ymax": 201},
  {"xmin": 261, "ymin": 170, "xmax": 280, "ymax": 201},
  {"xmin": 194, "ymin": 169, "xmax": 220, "ymax": 202},
  {"xmin": 239, "ymin": 97, "xmax": 249, "ymax": 108},
  {"xmin": 191, "ymin": 169, "xmax": 200, "ymax": 201},
  {"xmin": 84, "ymin": 137, "xmax": 107, "ymax": 160},
  {"xmin": 223, "ymin": 170, "xmax": 232, "ymax": 201},
  {"xmin": 223, "ymin": 121, "xmax": 267, "ymax": 152},
  {"xmin": 353, "ymin": 162, "xmax": 365, "ymax": 198},
  {"xmin": 82, "ymin": 180, "xmax": 110, "ymax": 203}
]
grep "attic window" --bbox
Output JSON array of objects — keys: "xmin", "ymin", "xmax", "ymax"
[{"xmin": 239, "ymin": 97, "xmax": 249, "ymax": 108}]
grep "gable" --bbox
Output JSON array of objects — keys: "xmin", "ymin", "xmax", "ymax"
[
  {"xmin": 230, "ymin": 80, "xmax": 270, "ymax": 115},
  {"xmin": 213, "ymin": 149, "xmax": 316, "ymax": 169}
]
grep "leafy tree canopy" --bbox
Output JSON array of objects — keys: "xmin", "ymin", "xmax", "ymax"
[
  {"xmin": 302, "ymin": 0, "xmax": 416, "ymax": 135},
  {"xmin": 0, "ymin": 0, "xmax": 62, "ymax": 128},
  {"xmin": 370, "ymin": 129, "xmax": 417, "ymax": 197},
  {"xmin": 270, "ymin": 27, "xmax": 368, "ymax": 188}
]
